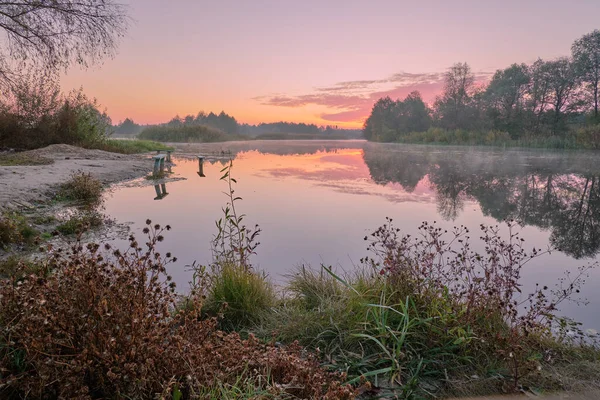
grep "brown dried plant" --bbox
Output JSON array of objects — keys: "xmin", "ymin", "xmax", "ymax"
[{"xmin": 0, "ymin": 220, "xmax": 355, "ymax": 399}]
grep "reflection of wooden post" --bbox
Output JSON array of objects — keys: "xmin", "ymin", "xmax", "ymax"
[
  {"xmin": 154, "ymin": 183, "xmax": 169, "ymax": 200},
  {"xmin": 197, "ymin": 156, "xmax": 205, "ymax": 177}
]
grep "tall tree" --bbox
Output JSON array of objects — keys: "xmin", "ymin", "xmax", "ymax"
[
  {"xmin": 363, "ymin": 96, "xmax": 396, "ymax": 141},
  {"xmin": 485, "ymin": 63, "xmax": 530, "ymax": 134},
  {"xmin": 395, "ymin": 91, "xmax": 432, "ymax": 134},
  {"xmin": 526, "ymin": 59, "xmax": 553, "ymax": 129},
  {"xmin": 572, "ymin": 30, "xmax": 600, "ymax": 118},
  {"xmin": 434, "ymin": 62, "xmax": 475, "ymax": 129},
  {"xmin": 543, "ymin": 58, "xmax": 581, "ymax": 133},
  {"xmin": 0, "ymin": 1, "xmax": 128, "ymax": 83}
]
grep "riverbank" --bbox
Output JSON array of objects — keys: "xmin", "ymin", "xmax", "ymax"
[{"xmin": 0, "ymin": 144, "xmax": 152, "ymax": 211}]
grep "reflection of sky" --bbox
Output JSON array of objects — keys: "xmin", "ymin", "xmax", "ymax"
[{"xmin": 104, "ymin": 147, "xmax": 600, "ymax": 331}]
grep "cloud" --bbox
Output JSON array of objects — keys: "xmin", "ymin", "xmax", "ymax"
[{"xmin": 255, "ymin": 70, "xmax": 493, "ymax": 124}]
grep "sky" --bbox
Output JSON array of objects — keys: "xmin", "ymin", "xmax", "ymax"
[{"xmin": 61, "ymin": 0, "xmax": 600, "ymax": 128}]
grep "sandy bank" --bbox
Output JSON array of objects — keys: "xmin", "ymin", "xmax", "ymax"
[{"xmin": 0, "ymin": 144, "xmax": 152, "ymax": 210}]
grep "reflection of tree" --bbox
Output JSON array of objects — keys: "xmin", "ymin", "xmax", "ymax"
[
  {"xmin": 429, "ymin": 165, "xmax": 467, "ymax": 220},
  {"xmin": 363, "ymin": 144, "xmax": 600, "ymax": 259},
  {"xmin": 362, "ymin": 147, "xmax": 429, "ymax": 192},
  {"xmin": 551, "ymin": 177, "xmax": 600, "ymax": 258}
]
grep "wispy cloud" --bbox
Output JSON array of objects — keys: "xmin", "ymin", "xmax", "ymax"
[{"xmin": 255, "ymin": 70, "xmax": 493, "ymax": 124}]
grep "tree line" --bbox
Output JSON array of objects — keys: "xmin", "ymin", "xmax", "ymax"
[
  {"xmin": 364, "ymin": 30, "xmax": 600, "ymax": 145},
  {"xmin": 115, "ymin": 113, "xmax": 361, "ymax": 138}
]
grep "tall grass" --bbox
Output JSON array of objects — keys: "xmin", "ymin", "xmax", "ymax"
[
  {"xmin": 389, "ymin": 126, "xmax": 600, "ymax": 149},
  {"xmin": 204, "ymin": 262, "xmax": 275, "ymax": 331},
  {"xmin": 88, "ymin": 138, "xmax": 173, "ymax": 154},
  {"xmin": 138, "ymin": 125, "xmax": 247, "ymax": 143}
]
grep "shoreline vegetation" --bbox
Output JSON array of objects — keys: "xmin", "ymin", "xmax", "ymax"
[
  {"xmin": 363, "ymin": 30, "xmax": 600, "ymax": 150},
  {"xmin": 1, "ymin": 160, "xmax": 599, "ymax": 399}
]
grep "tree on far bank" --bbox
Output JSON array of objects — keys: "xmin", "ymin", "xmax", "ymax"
[
  {"xmin": 485, "ymin": 63, "xmax": 530, "ymax": 134},
  {"xmin": 543, "ymin": 57, "xmax": 582, "ymax": 134},
  {"xmin": 572, "ymin": 30, "xmax": 600, "ymax": 119},
  {"xmin": 434, "ymin": 62, "xmax": 476, "ymax": 129}
]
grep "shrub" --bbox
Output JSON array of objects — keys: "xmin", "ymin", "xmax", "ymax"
[
  {"xmin": 574, "ymin": 125, "xmax": 600, "ymax": 149},
  {"xmin": 0, "ymin": 222, "xmax": 355, "ymax": 399},
  {"xmin": 0, "ymin": 80, "xmax": 114, "ymax": 150},
  {"xmin": 57, "ymin": 172, "xmax": 103, "ymax": 206}
]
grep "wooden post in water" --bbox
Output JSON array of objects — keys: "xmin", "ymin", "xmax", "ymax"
[
  {"xmin": 152, "ymin": 154, "xmax": 166, "ymax": 177},
  {"xmin": 197, "ymin": 156, "xmax": 205, "ymax": 177}
]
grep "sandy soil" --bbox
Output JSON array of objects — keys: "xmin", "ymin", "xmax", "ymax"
[{"xmin": 0, "ymin": 144, "xmax": 152, "ymax": 210}]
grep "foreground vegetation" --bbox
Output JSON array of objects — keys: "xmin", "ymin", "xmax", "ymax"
[
  {"xmin": 1, "ymin": 163, "xmax": 599, "ymax": 399},
  {"xmin": 364, "ymin": 30, "xmax": 600, "ymax": 149},
  {"xmin": 0, "ymin": 223, "xmax": 355, "ymax": 399}
]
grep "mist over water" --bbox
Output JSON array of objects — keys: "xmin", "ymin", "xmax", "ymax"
[{"xmin": 104, "ymin": 141, "xmax": 600, "ymax": 331}]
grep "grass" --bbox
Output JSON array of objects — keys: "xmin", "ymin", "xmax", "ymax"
[
  {"xmin": 56, "ymin": 172, "xmax": 103, "ymax": 206},
  {"xmin": 0, "ymin": 211, "xmax": 39, "ymax": 249},
  {"xmin": 138, "ymin": 125, "xmax": 247, "ymax": 143},
  {"xmin": 252, "ymin": 265, "xmax": 600, "ymax": 398},
  {"xmin": 56, "ymin": 211, "xmax": 104, "ymax": 235},
  {"xmin": 88, "ymin": 138, "xmax": 174, "ymax": 154},
  {"xmin": 0, "ymin": 152, "xmax": 53, "ymax": 166},
  {"xmin": 203, "ymin": 263, "xmax": 275, "ymax": 331}
]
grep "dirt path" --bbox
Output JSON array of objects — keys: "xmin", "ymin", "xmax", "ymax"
[{"xmin": 0, "ymin": 144, "xmax": 152, "ymax": 210}]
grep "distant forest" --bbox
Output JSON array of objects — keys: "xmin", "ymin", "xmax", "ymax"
[
  {"xmin": 364, "ymin": 30, "xmax": 600, "ymax": 148},
  {"xmin": 113, "ymin": 112, "xmax": 362, "ymax": 139}
]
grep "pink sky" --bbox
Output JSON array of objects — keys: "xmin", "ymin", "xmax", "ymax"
[{"xmin": 61, "ymin": 0, "xmax": 600, "ymax": 128}]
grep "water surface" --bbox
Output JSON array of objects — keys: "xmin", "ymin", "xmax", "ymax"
[{"xmin": 105, "ymin": 141, "xmax": 600, "ymax": 331}]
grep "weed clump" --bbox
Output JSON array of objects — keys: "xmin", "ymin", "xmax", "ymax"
[
  {"xmin": 0, "ymin": 221, "xmax": 355, "ymax": 399},
  {"xmin": 57, "ymin": 172, "xmax": 103, "ymax": 206},
  {"xmin": 55, "ymin": 210, "xmax": 104, "ymax": 235},
  {"xmin": 0, "ymin": 212, "xmax": 39, "ymax": 249},
  {"xmin": 204, "ymin": 262, "xmax": 275, "ymax": 330}
]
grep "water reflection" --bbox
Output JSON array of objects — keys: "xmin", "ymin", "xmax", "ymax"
[
  {"xmin": 153, "ymin": 183, "xmax": 169, "ymax": 200},
  {"xmin": 105, "ymin": 142, "xmax": 600, "ymax": 330},
  {"xmin": 363, "ymin": 146, "xmax": 600, "ymax": 259}
]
